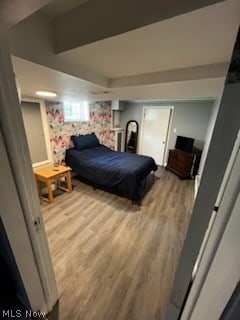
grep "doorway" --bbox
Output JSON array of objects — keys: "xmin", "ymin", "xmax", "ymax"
[
  {"xmin": 140, "ymin": 106, "xmax": 173, "ymax": 165},
  {"xmin": 0, "ymin": 43, "xmax": 58, "ymax": 315}
]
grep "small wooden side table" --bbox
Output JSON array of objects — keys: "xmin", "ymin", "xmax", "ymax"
[{"xmin": 34, "ymin": 165, "xmax": 72, "ymax": 203}]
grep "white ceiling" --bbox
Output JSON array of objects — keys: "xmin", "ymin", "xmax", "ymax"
[
  {"xmin": 12, "ymin": 56, "xmax": 103, "ymax": 102},
  {"xmin": 61, "ymin": 1, "xmax": 239, "ymax": 78},
  {"xmin": 10, "ymin": 0, "xmax": 240, "ymax": 102},
  {"xmin": 12, "ymin": 56, "xmax": 225, "ymax": 102}
]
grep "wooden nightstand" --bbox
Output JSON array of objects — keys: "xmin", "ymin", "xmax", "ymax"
[{"xmin": 34, "ymin": 165, "xmax": 72, "ymax": 203}]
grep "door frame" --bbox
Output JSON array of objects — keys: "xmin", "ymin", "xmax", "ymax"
[
  {"xmin": 21, "ymin": 97, "xmax": 53, "ymax": 168},
  {"xmin": 0, "ymin": 40, "xmax": 58, "ymax": 313},
  {"xmin": 139, "ymin": 106, "xmax": 174, "ymax": 166},
  {"xmin": 182, "ymin": 142, "xmax": 240, "ymax": 319},
  {"xmin": 166, "ymin": 27, "xmax": 240, "ymax": 320}
]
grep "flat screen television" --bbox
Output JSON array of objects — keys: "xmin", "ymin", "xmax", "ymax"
[{"xmin": 175, "ymin": 135, "xmax": 194, "ymax": 152}]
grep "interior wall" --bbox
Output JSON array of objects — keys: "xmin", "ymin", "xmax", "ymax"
[
  {"xmin": 198, "ymin": 97, "xmax": 221, "ymax": 177},
  {"xmin": 120, "ymin": 100, "xmax": 214, "ymax": 153},
  {"xmin": 45, "ymin": 100, "xmax": 115, "ymax": 163}
]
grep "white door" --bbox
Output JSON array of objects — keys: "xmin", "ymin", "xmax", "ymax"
[{"xmin": 141, "ymin": 107, "xmax": 172, "ymax": 165}]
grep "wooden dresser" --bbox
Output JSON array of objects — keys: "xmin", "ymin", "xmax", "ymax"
[{"xmin": 166, "ymin": 149, "xmax": 200, "ymax": 179}]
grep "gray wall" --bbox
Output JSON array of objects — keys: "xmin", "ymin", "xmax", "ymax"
[
  {"xmin": 120, "ymin": 100, "xmax": 214, "ymax": 153},
  {"xmin": 198, "ymin": 97, "xmax": 221, "ymax": 177}
]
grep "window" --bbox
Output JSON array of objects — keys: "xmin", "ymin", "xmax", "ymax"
[{"xmin": 63, "ymin": 101, "xmax": 90, "ymax": 122}]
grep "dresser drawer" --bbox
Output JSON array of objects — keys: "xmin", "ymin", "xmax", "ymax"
[{"xmin": 166, "ymin": 149, "xmax": 195, "ymax": 179}]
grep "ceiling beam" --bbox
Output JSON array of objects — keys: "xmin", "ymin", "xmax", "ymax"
[
  {"xmin": 0, "ymin": 0, "xmax": 53, "ymax": 36},
  {"xmin": 9, "ymin": 14, "xmax": 109, "ymax": 87},
  {"xmin": 109, "ymin": 63, "xmax": 229, "ymax": 88},
  {"xmin": 53, "ymin": 0, "xmax": 225, "ymax": 53}
]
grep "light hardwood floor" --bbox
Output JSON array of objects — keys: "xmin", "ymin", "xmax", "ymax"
[{"xmin": 42, "ymin": 168, "xmax": 194, "ymax": 320}]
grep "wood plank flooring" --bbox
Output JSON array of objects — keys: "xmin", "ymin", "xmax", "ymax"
[{"xmin": 41, "ymin": 168, "xmax": 194, "ymax": 320}]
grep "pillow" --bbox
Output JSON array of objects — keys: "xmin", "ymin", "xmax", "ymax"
[{"xmin": 72, "ymin": 133, "xmax": 100, "ymax": 150}]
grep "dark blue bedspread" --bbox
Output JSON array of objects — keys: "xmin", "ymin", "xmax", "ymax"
[{"xmin": 65, "ymin": 145, "xmax": 157, "ymax": 201}]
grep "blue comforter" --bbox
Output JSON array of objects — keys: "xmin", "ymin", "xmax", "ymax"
[{"xmin": 65, "ymin": 145, "xmax": 157, "ymax": 201}]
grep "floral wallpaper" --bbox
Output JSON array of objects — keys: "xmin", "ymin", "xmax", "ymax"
[{"xmin": 45, "ymin": 101, "xmax": 115, "ymax": 163}]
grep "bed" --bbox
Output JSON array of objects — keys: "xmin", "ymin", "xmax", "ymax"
[{"xmin": 65, "ymin": 133, "xmax": 158, "ymax": 202}]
